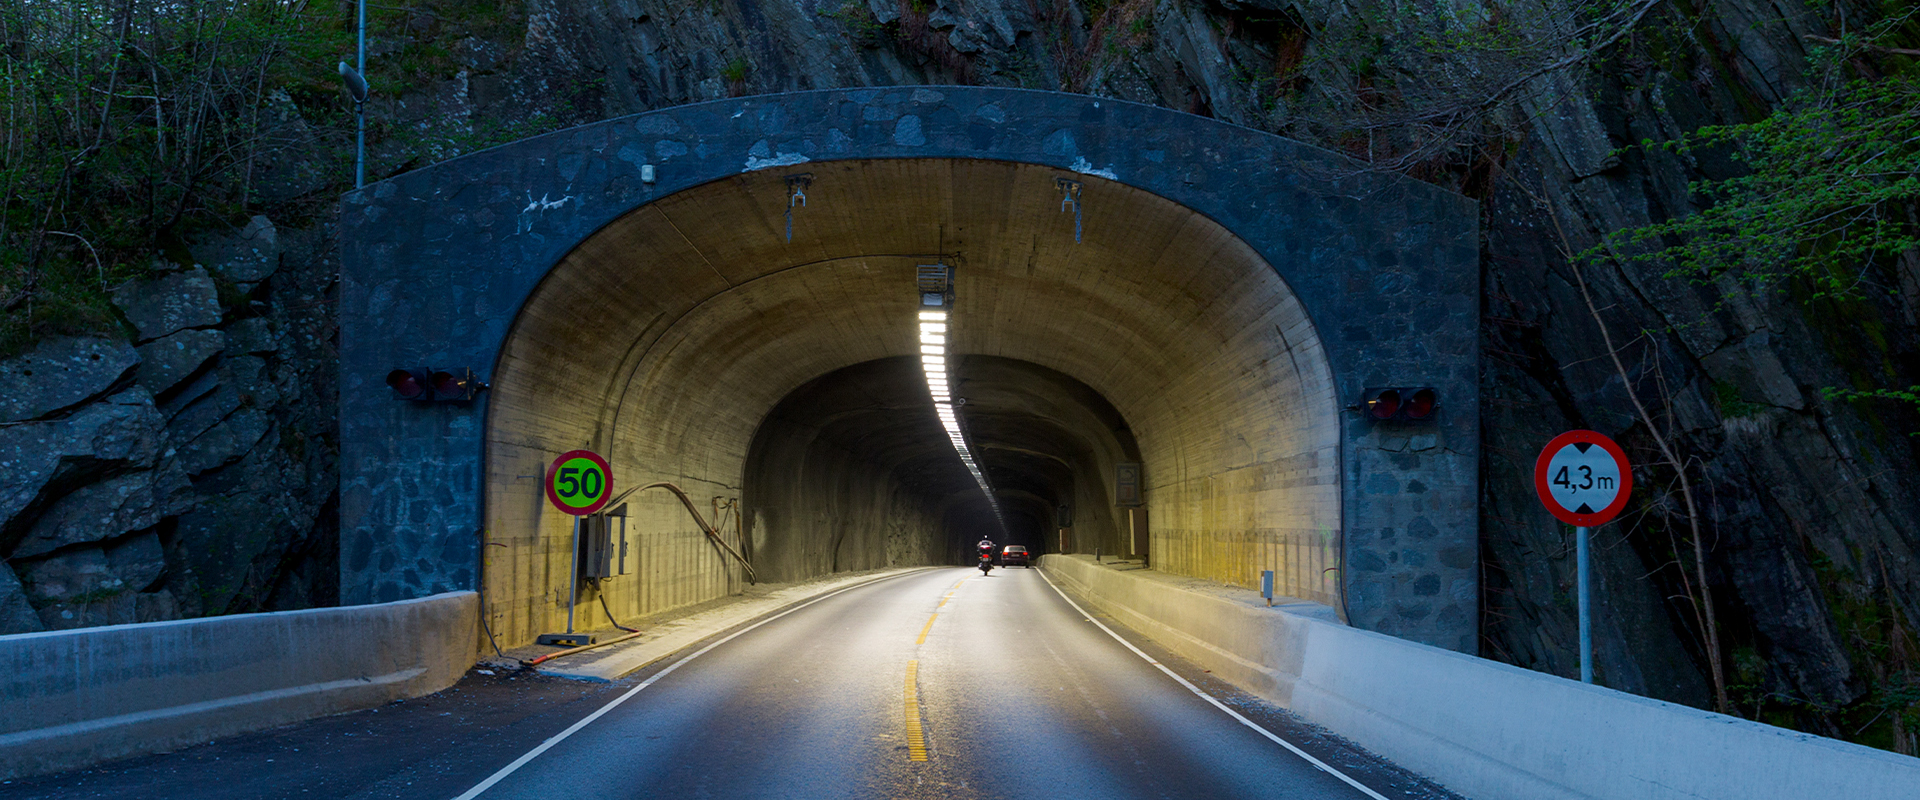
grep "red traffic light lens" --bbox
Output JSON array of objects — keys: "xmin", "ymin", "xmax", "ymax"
[
  {"xmin": 1368, "ymin": 389, "xmax": 1401, "ymax": 420},
  {"xmin": 1404, "ymin": 388, "xmax": 1437, "ymax": 420},
  {"xmin": 431, "ymin": 370, "xmax": 464, "ymax": 398},
  {"xmin": 386, "ymin": 369, "xmax": 426, "ymax": 400}
]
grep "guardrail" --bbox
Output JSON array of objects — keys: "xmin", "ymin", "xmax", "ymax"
[
  {"xmin": 1039, "ymin": 554, "xmax": 1920, "ymax": 800},
  {"xmin": 0, "ymin": 591, "xmax": 477, "ymax": 780}
]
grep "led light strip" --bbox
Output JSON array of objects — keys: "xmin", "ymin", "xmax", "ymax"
[{"xmin": 917, "ymin": 309, "xmax": 1006, "ymax": 530}]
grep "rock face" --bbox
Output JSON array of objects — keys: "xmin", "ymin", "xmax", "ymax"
[
  {"xmin": 0, "ymin": 221, "xmax": 340, "ymax": 635},
  {"xmin": 110, "ymin": 266, "xmax": 222, "ymax": 342},
  {"xmin": 135, "ymin": 329, "xmax": 226, "ymax": 396},
  {"xmin": 0, "ymin": 337, "xmax": 140, "ymax": 423}
]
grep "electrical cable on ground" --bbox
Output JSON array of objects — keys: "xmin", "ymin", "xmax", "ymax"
[
  {"xmin": 476, "ymin": 530, "xmax": 508, "ymax": 660},
  {"xmin": 598, "ymin": 587, "xmax": 639, "ymax": 633}
]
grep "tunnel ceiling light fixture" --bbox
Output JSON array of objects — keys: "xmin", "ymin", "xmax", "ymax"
[{"xmin": 913, "ymin": 264, "xmax": 1005, "ymax": 533}]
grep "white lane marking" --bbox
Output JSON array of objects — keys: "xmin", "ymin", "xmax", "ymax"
[
  {"xmin": 1036, "ymin": 570, "xmax": 1392, "ymax": 800},
  {"xmin": 449, "ymin": 569, "xmax": 937, "ymax": 800}
]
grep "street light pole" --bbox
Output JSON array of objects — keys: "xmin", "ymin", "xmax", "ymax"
[
  {"xmin": 337, "ymin": 0, "xmax": 368, "ymax": 189},
  {"xmin": 354, "ymin": 0, "xmax": 366, "ymax": 189}
]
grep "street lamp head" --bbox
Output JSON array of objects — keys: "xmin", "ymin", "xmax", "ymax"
[{"xmin": 337, "ymin": 61, "xmax": 370, "ymax": 104}]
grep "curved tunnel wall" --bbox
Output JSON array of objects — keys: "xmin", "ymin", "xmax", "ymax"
[
  {"xmin": 486, "ymin": 158, "xmax": 1341, "ymax": 645},
  {"xmin": 337, "ymin": 88, "xmax": 1481, "ymax": 652}
]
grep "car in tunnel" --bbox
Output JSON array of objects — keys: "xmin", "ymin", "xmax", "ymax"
[{"xmin": 1001, "ymin": 545, "xmax": 1031, "ymax": 567}]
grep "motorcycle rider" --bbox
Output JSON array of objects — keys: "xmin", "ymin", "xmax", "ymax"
[{"xmin": 976, "ymin": 537, "xmax": 996, "ymax": 563}]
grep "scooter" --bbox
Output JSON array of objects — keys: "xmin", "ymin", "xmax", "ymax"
[{"xmin": 978, "ymin": 551, "xmax": 994, "ymax": 575}]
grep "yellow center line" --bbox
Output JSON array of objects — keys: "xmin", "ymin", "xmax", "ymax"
[
  {"xmin": 904, "ymin": 660, "xmax": 928, "ymax": 761},
  {"xmin": 902, "ymin": 575, "xmax": 970, "ymax": 762}
]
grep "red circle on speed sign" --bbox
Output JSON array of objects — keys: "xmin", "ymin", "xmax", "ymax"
[
  {"xmin": 546, "ymin": 449, "xmax": 612, "ymax": 516},
  {"xmin": 1534, "ymin": 431, "xmax": 1633, "ymax": 526}
]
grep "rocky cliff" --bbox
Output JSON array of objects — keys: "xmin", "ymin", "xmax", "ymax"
[
  {"xmin": 0, "ymin": 219, "xmax": 340, "ymax": 632},
  {"xmin": 1, "ymin": 0, "xmax": 1913, "ymax": 754}
]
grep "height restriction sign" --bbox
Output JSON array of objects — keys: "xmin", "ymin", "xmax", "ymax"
[
  {"xmin": 1534, "ymin": 430, "xmax": 1632, "ymax": 526},
  {"xmin": 546, "ymin": 449, "xmax": 612, "ymax": 516}
]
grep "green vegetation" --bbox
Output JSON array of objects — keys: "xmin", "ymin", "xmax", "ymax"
[
  {"xmin": 0, "ymin": 1, "xmax": 353, "ymax": 355},
  {"xmin": 1600, "ymin": 77, "xmax": 1920, "ymax": 300},
  {"xmin": 1712, "ymin": 382, "xmax": 1765, "ymax": 419},
  {"xmin": 1802, "ymin": 548, "xmax": 1920, "ymax": 754},
  {"xmin": 1585, "ymin": 11, "xmax": 1919, "ymax": 421},
  {"xmin": 0, "ymin": 1, "xmax": 555, "ymax": 359},
  {"xmin": 820, "ymin": 0, "xmax": 886, "ymax": 47}
]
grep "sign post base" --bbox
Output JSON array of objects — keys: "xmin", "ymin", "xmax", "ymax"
[{"xmin": 536, "ymin": 632, "xmax": 599, "ymax": 648}]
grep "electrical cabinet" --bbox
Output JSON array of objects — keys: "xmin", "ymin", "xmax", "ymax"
[{"xmin": 582, "ymin": 503, "xmax": 628, "ymax": 578}]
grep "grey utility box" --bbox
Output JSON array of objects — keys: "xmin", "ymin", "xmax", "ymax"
[{"xmin": 582, "ymin": 504, "xmax": 629, "ymax": 578}]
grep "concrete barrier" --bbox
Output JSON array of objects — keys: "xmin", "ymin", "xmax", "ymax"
[
  {"xmin": 0, "ymin": 591, "xmax": 478, "ymax": 780},
  {"xmin": 1040, "ymin": 554, "xmax": 1920, "ymax": 800}
]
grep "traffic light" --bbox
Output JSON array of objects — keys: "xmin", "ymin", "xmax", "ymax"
[
  {"xmin": 386, "ymin": 368, "xmax": 432, "ymax": 401},
  {"xmin": 1362, "ymin": 387, "xmax": 1438, "ymax": 422},
  {"xmin": 386, "ymin": 367, "xmax": 487, "ymax": 402},
  {"xmin": 429, "ymin": 368, "xmax": 485, "ymax": 402}
]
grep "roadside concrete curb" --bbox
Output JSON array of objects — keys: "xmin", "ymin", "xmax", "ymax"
[
  {"xmin": 1040, "ymin": 553, "xmax": 1920, "ymax": 800},
  {"xmin": 0, "ymin": 591, "xmax": 477, "ymax": 782},
  {"xmin": 534, "ymin": 568, "xmax": 933, "ymax": 682}
]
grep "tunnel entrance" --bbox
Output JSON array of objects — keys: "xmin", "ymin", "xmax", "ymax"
[
  {"xmin": 338, "ymin": 88, "xmax": 1480, "ymax": 652},
  {"xmin": 479, "ymin": 158, "xmax": 1341, "ymax": 647}
]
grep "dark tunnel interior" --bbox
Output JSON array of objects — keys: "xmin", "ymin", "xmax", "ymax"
[{"xmin": 741, "ymin": 356, "xmax": 1140, "ymax": 580}]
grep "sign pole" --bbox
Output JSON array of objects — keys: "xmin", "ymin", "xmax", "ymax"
[
  {"xmin": 1577, "ymin": 525, "xmax": 1592, "ymax": 684},
  {"xmin": 1534, "ymin": 430, "xmax": 1632, "ymax": 688},
  {"xmin": 566, "ymin": 516, "xmax": 581, "ymax": 635}
]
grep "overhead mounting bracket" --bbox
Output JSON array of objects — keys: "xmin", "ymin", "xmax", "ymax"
[
  {"xmin": 1055, "ymin": 177, "xmax": 1083, "ymax": 243},
  {"xmin": 785, "ymin": 173, "xmax": 814, "ymax": 242}
]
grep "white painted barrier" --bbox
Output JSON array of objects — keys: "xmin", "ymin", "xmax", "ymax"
[
  {"xmin": 0, "ymin": 592, "xmax": 478, "ymax": 780},
  {"xmin": 1040, "ymin": 554, "xmax": 1920, "ymax": 800}
]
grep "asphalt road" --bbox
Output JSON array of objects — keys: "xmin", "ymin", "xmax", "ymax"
[{"xmin": 1, "ymin": 567, "xmax": 1457, "ymax": 800}]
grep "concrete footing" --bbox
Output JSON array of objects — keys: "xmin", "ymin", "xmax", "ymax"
[
  {"xmin": 0, "ymin": 592, "xmax": 478, "ymax": 781},
  {"xmin": 1040, "ymin": 554, "xmax": 1920, "ymax": 800}
]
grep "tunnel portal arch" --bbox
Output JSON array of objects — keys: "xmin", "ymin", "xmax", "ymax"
[{"xmin": 337, "ymin": 88, "xmax": 1480, "ymax": 652}]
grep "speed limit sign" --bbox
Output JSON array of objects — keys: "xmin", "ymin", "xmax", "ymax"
[
  {"xmin": 546, "ymin": 449, "xmax": 612, "ymax": 516},
  {"xmin": 1534, "ymin": 431, "xmax": 1632, "ymax": 526}
]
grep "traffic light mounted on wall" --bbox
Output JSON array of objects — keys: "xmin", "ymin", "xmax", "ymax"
[
  {"xmin": 386, "ymin": 367, "xmax": 488, "ymax": 402},
  {"xmin": 1362, "ymin": 387, "xmax": 1438, "ymax": 422}
]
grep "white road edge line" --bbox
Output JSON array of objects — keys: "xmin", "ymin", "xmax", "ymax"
[
  {"xmin": 449, "ymin": 568, "xmax": 935, "ymax": 800},
  {"xmin": 1036, "ymin": 569, "xmax": 1392, "ymax": 800}
]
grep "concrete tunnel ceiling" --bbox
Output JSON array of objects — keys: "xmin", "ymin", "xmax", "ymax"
[{"xmin": 485, "ymin": 159, "xmax": 1341, "ymax": 641}]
